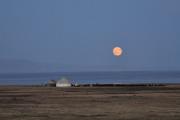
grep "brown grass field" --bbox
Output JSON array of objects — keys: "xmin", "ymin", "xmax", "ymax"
[{"xmin": 0, "ymin": 85, "xmax": 180, "ymax": 120}]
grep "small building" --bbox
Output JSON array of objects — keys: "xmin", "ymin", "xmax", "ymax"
[
  {"xmin": 56, "ymin": 78, "xmax": 71, "ymax": 87},
  {"xmin": 47, "ymin": 80, "xmax": 56, "ymax": 87}
]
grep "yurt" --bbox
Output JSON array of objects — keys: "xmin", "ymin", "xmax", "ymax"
[{"xmin": 56, "ymin": 77, "xmax": 71, "ymax": 87}]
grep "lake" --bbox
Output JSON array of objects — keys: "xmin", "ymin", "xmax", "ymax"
[{"xmin": 0, "ymin": 71, "xmax": 180, "ymax": 85}]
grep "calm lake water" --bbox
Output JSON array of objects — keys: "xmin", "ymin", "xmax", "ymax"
[{"xmin": 0, "ymin": 71, "xmax": 180, "ymax": 85}]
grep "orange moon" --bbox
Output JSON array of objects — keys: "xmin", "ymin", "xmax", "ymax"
[{"xmin": 113, "ymin": 47, "xmax": 123, "ymax": 57}]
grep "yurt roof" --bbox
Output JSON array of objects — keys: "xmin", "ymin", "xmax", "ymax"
[{"xmin": 57, "ymin": 78, "xmax": 71, "ymax": 84}]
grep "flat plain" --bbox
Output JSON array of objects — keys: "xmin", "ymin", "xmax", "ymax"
[{"xmin": 0, "ymin": 85, "xmax": 180, "ymax": 120}]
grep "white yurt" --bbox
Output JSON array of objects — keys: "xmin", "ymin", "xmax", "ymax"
[{"xmin": 56, "ymin": 77, "xmax": 71, "ymax": 87}]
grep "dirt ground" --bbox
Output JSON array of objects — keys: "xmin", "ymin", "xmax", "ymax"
[{"xmin": 0, "ymin": 85, "xmax": 180, "ymax": 120}]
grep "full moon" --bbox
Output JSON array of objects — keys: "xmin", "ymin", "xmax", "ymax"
[{"xmin": 113, "ymin": 47, "xmax": 123, "ymax": 57}]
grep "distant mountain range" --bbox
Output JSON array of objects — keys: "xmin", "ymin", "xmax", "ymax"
[
  {"xmin": 0, "ymin": 59, "xmax": 50, "ymax": 73},
  {"xmin": 0, "ymin": 58, "xmax": 128, "ymax": 73},
  {"xmin": 2, "ymin": 58, "xmax": 176, "ymax": 73}
]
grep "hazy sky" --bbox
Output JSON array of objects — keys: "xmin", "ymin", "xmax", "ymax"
[{"xmin": 0, "ymin": 0, "xmax": 180, "ymax": 72}]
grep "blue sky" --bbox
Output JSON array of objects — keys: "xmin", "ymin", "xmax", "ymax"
[{"xmin": 0, "ymin": 0, "xmax": 180, "ymax": 72}]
